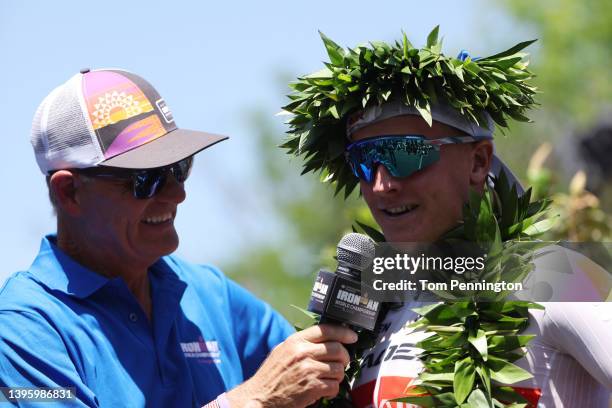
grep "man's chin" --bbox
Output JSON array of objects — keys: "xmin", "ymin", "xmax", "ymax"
[
  {"xmin": 149, "ymin": 235, "xmax": 180, "ymax": 259},
  {"xmin": 382, "ymin": 226, "xmax": 441, "ymax": 245},
  {"xmin": 382, "ymin": 221, "xmax": 423, "ymax": 242}
]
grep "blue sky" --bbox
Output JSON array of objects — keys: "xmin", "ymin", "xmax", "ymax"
[{"xmin": 0, "ymin": 0, "xmax": 530, "ymax": 282}]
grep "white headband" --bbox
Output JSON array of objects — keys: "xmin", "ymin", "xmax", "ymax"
[{"xmin": 346, "ymin": 100, "xmax": 495, "ymax": 139}]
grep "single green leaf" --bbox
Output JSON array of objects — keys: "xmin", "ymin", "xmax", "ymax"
[
  {"xmin": 396, "ymin": 391, "xmax": 458, "ymax": 406},
  {"xmin": 486, "ymin": 56, "xmax": 523, "ymax": 70},
  {"xmin": 391, "ymin": 395, "xmax": 435, "ymax": 407},
  {"xmin": 501, "ymin": 82, "xmax": 522, "ymax": 94},
  {"xmin": 500, "ymin": 301, "xmax": 544, "ymax": 312},
  {"xmin": 303, "ymin": 67, "xmax": 333, "ymax": 79},
  {"xmin": 400, "ymin": 65, "xmax": 413, "ymax": 74},
  {"xmin": 522, "ymin": 217, "xmax": 557, "ymax": 236},
  {"xmin": 464, "ymin": 61, "xmax": 481, "ymax": 75},
  {"xmin": 439, "ymin": 331, "xmax": 467, "ymax": 348},
  {"xmin": 486, "ymin": 355, "xmax": 533, "ymax": 384},
  {"xmin": 481, "ymin": 39, "xmax": 537, "ymax": 61},
  {"xmin": 402, "ymin": 31, "xmax": 412, "ymax": 59},
  {"xmin": 476, "ymin": 365, "xmax": 491, "ymax": 398},
  {"xmin": 297, "ymin": 131, "xmax": 316, "ymax": 154},
  {"xmin": 488, "ymin": 335, "xmax": 535, "ymax": 352},
  {"xmin": 319, "ymin": 31, "xmax": 345, "ymax": 66},
  {"xmin": 419, "ymin": 371, "xmax": 454, "ymax": 383},
  {"xmin": 453, "ymin": 357, "xmax": 475, "ymax": 404},
  {"xmin": 393, "ymin": 392, "xmax": 458, "ymax": 407},
  {"xmin": 415, "ymin": 98, "xmax": 432, "ymax": 126},
  {"xmin": 426, "ymin": 25, "xmax": 440, "ymax": 48},
  {"xmin": 289, "ymin": 304, "xmax": 318, "ymax": 320},
  {"xmin": 337, "ymin": 73, "xmax": 352, "ymax": 83},
  {"xmin": 466, "ymin": 389, "xmax": 491, "ymax": 408},
  {"xmin": 327, "ymin": 105, "xmax": 340, "ymax": 119},
  {"xmin": 468, "ymin": 329, "xmax": 488, "ymax": 361},
  {"xmin": 412, "ymin": 303, "xmax": 443, "ymax": 316}
]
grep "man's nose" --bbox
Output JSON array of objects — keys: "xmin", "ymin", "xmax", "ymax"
[
  {"xmin": 371, "ymin": 164, "xmax": 401, "ymax": 194},
  {"xmin": 157, "ymin": 173, "xmax": 187, "ymax": 203}
]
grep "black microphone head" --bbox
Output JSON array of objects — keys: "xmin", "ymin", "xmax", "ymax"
[{"xmin": 337, "ymin": 233, "xmax": 376, "ymax": 272}]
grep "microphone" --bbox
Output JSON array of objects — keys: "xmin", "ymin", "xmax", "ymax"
[
  {"xmin": 306, "ymin": 233, "xmax": 380, "ymax": 408},
  {"xmin": 307, "ymin": 233, "xmax": 381, "ymax": 331}
]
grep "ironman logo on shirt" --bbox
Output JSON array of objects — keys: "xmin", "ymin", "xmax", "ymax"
[{"xmin": 180, "ymin": 337, "xmax": 221, "ymax": 364}]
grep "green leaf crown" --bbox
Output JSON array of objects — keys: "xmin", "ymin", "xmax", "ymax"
[{"xmin": 281, "ymin": 26, "xmax": 538, "ymax": 198}]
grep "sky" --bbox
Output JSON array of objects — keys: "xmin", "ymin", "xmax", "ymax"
[{"xmin": 0, "ymin": 0, "xmax": 531, "ymax": 283}]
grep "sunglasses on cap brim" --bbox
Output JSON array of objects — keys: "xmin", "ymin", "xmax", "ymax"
[
  {"xmin": 345, "ymin": 135, "xmax": 481, "ymax": 182},
  {"xmin": 66, "ymin": 157, "xmax": 194, "ymax": 199}
]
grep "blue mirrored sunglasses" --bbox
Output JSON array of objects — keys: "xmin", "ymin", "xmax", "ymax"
[
  {"xmin": 345, "ymin": 135, "xmax": 480, "ymax": 182},
  {"xmin": 70, "ymin": 157, "xmax": 193, "ymax": 199}
]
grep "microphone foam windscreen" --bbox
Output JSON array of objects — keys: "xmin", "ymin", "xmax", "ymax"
[{"xmin": 337, "ymin": 233, "xmax": 376, "ymax": 271}]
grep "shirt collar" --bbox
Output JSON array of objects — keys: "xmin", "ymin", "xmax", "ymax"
[
  {"xmin": 30, "ymin": 235, "xmax": 187, "ymax": 301},
  {"xmin": 28, "ymin": 235, "xmax": 112, "ymax": 298}
]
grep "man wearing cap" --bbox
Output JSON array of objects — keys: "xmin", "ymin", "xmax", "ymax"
[
  {"xmin": 283, "ymin": 30, "xmax": 612, "ymax": 407},
  {"xmin": 0, "ymin": 68, "xmax": 357, "ymax": 407}
]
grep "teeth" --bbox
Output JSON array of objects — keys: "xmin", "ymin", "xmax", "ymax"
[
  {"xmin": 144, "ymin": 213, "xmax": 173, "ymax": 224},
  {"xmin": 385, "ymin": 205, "xmax": 417, "ymax": 215}
]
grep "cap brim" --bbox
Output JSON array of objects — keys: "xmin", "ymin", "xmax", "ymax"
[{"xmin": 99, "ymin": 129, "xmax": 228, "ymax": 169}]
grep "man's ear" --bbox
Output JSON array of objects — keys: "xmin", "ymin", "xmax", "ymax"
[
  {"xmin": 49, "ymin": 171, "xmax": 84, "ymax": 216},
  {"xmin": 469, "ymin": 140, "xmax": 493, "ymax": 189}
]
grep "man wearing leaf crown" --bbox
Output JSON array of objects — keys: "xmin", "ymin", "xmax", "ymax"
[{"xmin": 282, "ymin": 27, "xmax": 612, "ymax": 408}]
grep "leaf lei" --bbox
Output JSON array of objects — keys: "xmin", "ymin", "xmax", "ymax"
[
  {"xmin": 281, "ymin": 26, "xmax": 537, "ymax": 198},
  {"xmin": 391, "ymin": 171, "xmax": 555, "ymax": 408}
]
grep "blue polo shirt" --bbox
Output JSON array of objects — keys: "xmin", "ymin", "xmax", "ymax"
[{"xmin": 0, "ymin": 236, "xmax": 294, "ymax": 407}]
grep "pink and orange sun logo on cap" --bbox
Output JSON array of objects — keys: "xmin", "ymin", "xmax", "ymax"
[{"xmin": 81, "ymin": 70, "xmax": 176, "ymax": 160}]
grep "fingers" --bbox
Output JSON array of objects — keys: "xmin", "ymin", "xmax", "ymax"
[
  {"xmin": 297, "ymin": 324, "xmax": 358, "ymax": 344},
  {"xmin": 316, "ymin": 361, "xmax": 346, "ymax": 381},
  {"xmin": 300, "ymin": 364, "xmax": 344, "ymax": 406},
  {"xmin": 305, "ymin": 342, "xmax": 351, "ymax": 367},
  {"xmin": 317, "ymin": 379, "xmax": 342, "ymax": 400},
  {"xmin": 239, "ymin": 327, "xmax": 354, "ymax": 407},
  {"xmin": 282, "ymin": 331, "xmax": 351, "ymax": 367}
]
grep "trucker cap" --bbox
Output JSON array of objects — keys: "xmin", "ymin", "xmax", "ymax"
[{"xmin": 31, "ymin": 68, "xmax": 228, "ymax": 173}]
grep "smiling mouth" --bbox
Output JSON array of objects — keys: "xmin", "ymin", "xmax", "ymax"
[
  {"xmin": 382, "ymin": 204, "xmax": 419, "ymax": 217},
  {"xmin": 143, "ymin": 213, "xmax": 173, "ymax": 225}
]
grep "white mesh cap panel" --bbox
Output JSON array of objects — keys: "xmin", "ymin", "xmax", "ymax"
[
  {"xmin": 30, "ymin": 74, "xmax": 102, "ymax": 173},
  {"xmin": 31, "ymin": 89, "xmax": 56, "ymax": 156}
]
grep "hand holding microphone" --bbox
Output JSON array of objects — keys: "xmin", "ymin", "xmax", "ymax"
[
  {"xmin": 225, "ymin": 324, "xmax": 358, "ymax": 407},
  {"xmin": 225, "ymin": 233, "xmax": 377, "ymax": 408}
]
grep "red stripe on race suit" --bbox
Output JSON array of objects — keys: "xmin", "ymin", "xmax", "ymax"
[
  {"xmin": 351, "ymin": 379, "xmax": 376, "ymax": 408},
  {"xmin": 351, "ymin": 377, "xmax": 541, "ymax": 408},
  {"xmin": 511, "ymin": 386, "xmax": 542, "ymax": 408}
]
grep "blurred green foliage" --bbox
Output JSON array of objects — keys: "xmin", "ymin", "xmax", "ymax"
[
  {"xmin": 494, "ymin": 0, "xmax": 612, "ymax": 184},
  {"xmin": 527, "ymin": 143, "xmax": 612, "ymax": 241},
  {"xmin": 501, "ymin": 0, "xmax": 611, "ymax": 124}
]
